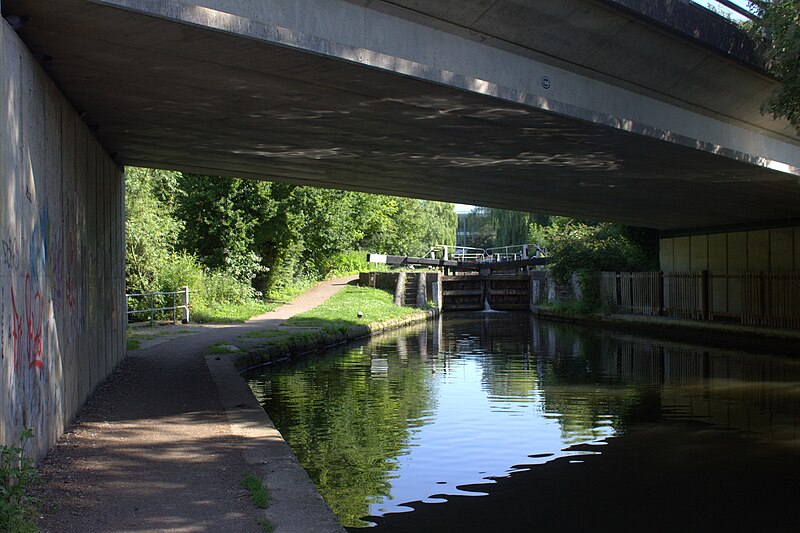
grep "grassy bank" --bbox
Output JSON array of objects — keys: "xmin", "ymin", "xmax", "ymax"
[
  {"xmin": 286, "ymin": 285, "xmax": 420, "ymax": 330},
  {"xmin": 210, "ymin": 285, "xmax": 430, "ymax": 364}
]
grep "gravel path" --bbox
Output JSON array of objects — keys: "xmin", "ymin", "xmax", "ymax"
[{"xmin": 35, "ymin": 276, "xmax": 357, "ymax": 533}]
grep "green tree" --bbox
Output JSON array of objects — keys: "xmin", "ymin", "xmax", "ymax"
[
  {"xmin": 749, "ymin": 0, "xmax": 800, "ymax": 131},
  {"xmin": 175, "ymin": 174, "xmax": 271, "ymax": 283},
  {"xmin": 490, "ymin": 208, "xmax": 534, "ymax": 246},
  {"xmin": 125, "ymin": 167, "xmax": 184, "ymax": 294},
  {"xmin": 131, "ymin": 168, "xmax": 457, "ymax": 300},
  {"xmin": 292, "ymin": 187, "xmax": 362, "ymax": 276},
  {"xmin": 419, "ymin": 200, "xmax": 457, "ymax": 249},
  {"xmin": 529, "ymin": 217, "xmax": 657, "ymax": 283}
]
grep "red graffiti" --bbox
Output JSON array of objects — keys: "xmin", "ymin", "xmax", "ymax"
[{"xmin": 10, "ymin": 273, "xmax": 44, "ymax": 372}]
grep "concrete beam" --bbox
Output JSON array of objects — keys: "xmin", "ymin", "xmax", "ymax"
[{"xmin": 3, "ymin": 0, "xmax": 800, "ymax": 230}]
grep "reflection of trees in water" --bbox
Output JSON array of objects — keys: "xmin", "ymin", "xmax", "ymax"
[
  {"xmin": 531, "ymin": 324, "xmax": 646, "ymax": 444},
  {"xmin": 249, "ymin": 327, "xmax": 436, "ymax": 527},
  {"xmin": 529, "ymin": 320, "xmax": 800, "ymax": 444},
  {"xmin": 454, "ymin": 315, "xmax": 800, "ymax": 446},
  {"xmin": 250, "ymin": 315, "xmax": 800, "ymax": 527}
]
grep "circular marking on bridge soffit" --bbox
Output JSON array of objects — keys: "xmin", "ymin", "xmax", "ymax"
[{"xmin": 540, "ymin": 76, "xmax": 551, "ymax": 90}]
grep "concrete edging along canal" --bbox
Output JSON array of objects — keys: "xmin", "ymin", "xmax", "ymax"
[
  {"xmin": 206, "ymin": 306, "xmax": 438, "ymax": 532},
  {"xmin": 532, "ymin": 307, "xmax": 800, "ymax": 355}
]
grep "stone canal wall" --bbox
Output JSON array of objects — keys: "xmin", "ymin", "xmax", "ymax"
[{"xmin": 0, "ymin": 23, "xmax": 125, "ymax": 460}]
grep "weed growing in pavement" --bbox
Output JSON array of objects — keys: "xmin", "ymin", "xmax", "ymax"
[
  {"xmin": 242, "ymin": 472, "xmax": 274, "ymax": 531},
  {"xmin": 1, "ymin": 428, "xmax": 39, "ymax": 533},
  {"xmin": 241, "ymin": 473, "xmax": 271, "ymax": 509}
]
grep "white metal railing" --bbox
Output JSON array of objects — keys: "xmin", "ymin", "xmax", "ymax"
[
  {"xmin": 427, "ymin": 245, "xmax": 485, "ymax": 262},
  {"xmin": 428, "ymin": 244, "xmax": 547, "ymax": 262},
  {"xmin": 485, "ymin": 243, "xmax": 547, "ymax": 262},
  {"xmin": 126, "ymin": 287, "xmax": 190, "ymax": 326}
]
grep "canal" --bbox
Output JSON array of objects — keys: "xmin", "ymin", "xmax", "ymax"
[{"xmin": 245, "ymin": 313, "xmax": 800, "ymax": 531}]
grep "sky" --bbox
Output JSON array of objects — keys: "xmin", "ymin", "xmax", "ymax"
[
  {"xmin": 696, "ymin": 0, "xmax": 754, "ymax": 21},
  {"xmin": 454, "ymin": 204, "xmax": 476, "ymax": 214}
]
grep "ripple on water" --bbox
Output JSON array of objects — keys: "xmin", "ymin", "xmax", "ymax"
[{"xmin": 246, "ymin": 313, "xmax": 800, "ymax": 530}]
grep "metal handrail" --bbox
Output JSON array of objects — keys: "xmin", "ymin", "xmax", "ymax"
[
  {"xmin": 126, "ymin": 287, "xmax": 190, "ymax": 326},
  {"xmin": 428, "ymin": 243, "xmax": 547, "ymax": 263},
  {"xmin": 485, "ymin": 243, "xmax": 547, "ymax": 261}
]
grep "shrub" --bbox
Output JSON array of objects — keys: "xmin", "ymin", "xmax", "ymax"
[
  {"xmin": 530, "ymin": 219, "xmax": 657, "ymax": 284},
  {"xmin": 0, "ymin": 429, "xmax": 38, "ymax": 533}
]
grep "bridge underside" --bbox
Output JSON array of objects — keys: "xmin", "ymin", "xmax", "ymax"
[{"xmin": 5, "ymin": 0, "xmax": 800, "ymax": 230}]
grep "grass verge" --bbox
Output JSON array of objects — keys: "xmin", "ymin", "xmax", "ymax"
[
  {"xmin": 191, "ymin": 277, "xmax": 319, "ymax": 324},
  {"xmin": 209, "ymin": 342, "xmax": 240, "ymax": 354},
  {"xmin": 192, "ymin": 301, "xmax": 271, "ymax": 324},
  {"xmin": 285, "ymin": 285, "xmax": 420, "ymax": 330},
  {"xmin": 217, "ymin": 286, "xmax": 428, "ymax": 363}
]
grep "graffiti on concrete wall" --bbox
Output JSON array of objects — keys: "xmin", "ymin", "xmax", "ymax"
[
  {"xmin": 2, "ymin": 26, "xmax": 124, "ymax": 459},
  {"xmin": 10, "ymin": 274, "xmax": 45, "ymax": 372},
  {"xmin": 1, "ymin": 235, "xmax": 19, "ymax": 272}
]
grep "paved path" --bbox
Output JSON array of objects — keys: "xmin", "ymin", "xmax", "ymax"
[{"xmin": 36, "ymin": 276, "xmax": 357, "ymax": 533}]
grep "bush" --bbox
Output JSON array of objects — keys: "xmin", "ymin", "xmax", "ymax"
[
  {"xmin": 1, "ymin": 429, "xmax": 38, "ymax": 533},
  {"xmin": 197, "ymin": 269, "xmax": 260, "ymax": 307},
  {"xmin": 530, "ymin": 219, "xmax": 657, "ymax": 284}
]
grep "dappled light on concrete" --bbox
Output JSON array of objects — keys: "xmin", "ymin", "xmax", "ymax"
[
  {"xmin": 5, "ymin": 0, "xmax": 800, "ymax": 229},
  {"xmin": 34, "ymin": 278, "xmax": 356, "ymax": 532}
]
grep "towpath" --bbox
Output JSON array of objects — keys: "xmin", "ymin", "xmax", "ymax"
[{"xmin": 35, "ymin": 276, "xmax": 357, "ymax": 533}]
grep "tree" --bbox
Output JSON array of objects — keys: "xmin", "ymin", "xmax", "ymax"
[
  {"xmin": 175, "ymin": 174, "xmax": 270, "ymax": 283},
  {"xmin": 490, "ymin": 208, "xmax": 534, "ymax": 247},
  {"xmin": 749, "ymin": 1, "xmax": 800, "ymax": 131},
  {"xmin": 129, "ymin": 168, "xmax": 457, "ymax": 298},
  {"xmin": 419, "ymin": 200, "xmax": 457, "ymax": 250},
  {"xmin": 528, "ymin": 217, "xmax": 658, "ymax": 283},
  {"xmin": 124, "ymin": 168, "xmax": 184, "ymax": 293}
]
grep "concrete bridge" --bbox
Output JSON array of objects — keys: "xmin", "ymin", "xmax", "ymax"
[{"xmin": 2, "ymin": 0, "xmax": 800, "ymax": 458}]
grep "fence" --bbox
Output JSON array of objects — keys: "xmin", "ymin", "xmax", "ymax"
[
  {"xmin": 664, "ymin": 271, "xmax": 706, "ymax": 320},
  {"xmin": 602, "ymin": 271, "xmax": 665, "ymax": 316},
  {"xmin": 603, "ymin": 271, "xmax": 710, "ymax": 320},
  {"xmin": 485, "ymin": 244, "xmax": 547, "ymax": 262},
  {"xmin": 602, "ymin": 271, "xmax": 800, "ymax": 328},
  {"xmin": 740, "ymin": 272, "xmax": 800, "ymax": 329},
  {"xmin": 126, "ymin": 287, "xmax": 190, "ymax": 326}
]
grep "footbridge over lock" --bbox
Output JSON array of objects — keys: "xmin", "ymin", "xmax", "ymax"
[{"xmin": 3, "ymin": 0, "xmax": 800, "ymax": 459}]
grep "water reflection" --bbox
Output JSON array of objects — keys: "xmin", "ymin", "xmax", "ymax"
[{"xmin": 245, "ymin": 314, "xmax": 800, "ymax": 530}]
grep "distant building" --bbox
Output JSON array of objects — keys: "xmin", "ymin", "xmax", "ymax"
[{"xmin": 456, "ymin": 208, "xmax": 492, "ymax": 248}]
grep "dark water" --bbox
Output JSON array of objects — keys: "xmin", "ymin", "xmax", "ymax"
[{"xmin": 245, "ymin": 313, "xmax": 800, "ymax": 532}]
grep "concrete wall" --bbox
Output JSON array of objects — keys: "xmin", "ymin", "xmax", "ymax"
[
  {"xmin": 0, "ymin": 22, "xmax": 125, "ymax": 460},
  {"xmin": 660, "ymin": 227, "xmax": 800, "ymax": 316}
]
